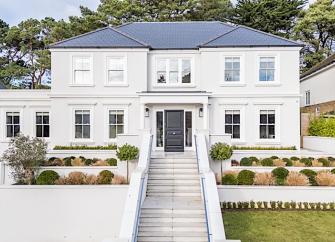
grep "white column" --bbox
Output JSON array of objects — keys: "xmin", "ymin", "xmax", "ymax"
[
  {"xmin": 203, "ymin": 103, "xmax": 208, "ymax": 130},
  {"xmin": 140, "ymin": 103, "xmax": 145, "ymax": 130}
]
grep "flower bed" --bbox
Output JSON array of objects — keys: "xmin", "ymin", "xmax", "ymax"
[
  {"xmin": 221, "ymin": 201, "xmax": 335, "ymax": 210},
  {"xmin": 221, "ymin": 168, "xmax": 335, "ymax": 186},
  {"xmin": 43, "ymin": 156, "xmax": 117, "ymax": 167},
  {"xmin": 233, "ymin": 156, "xmax": 335, "ymax": 167}
]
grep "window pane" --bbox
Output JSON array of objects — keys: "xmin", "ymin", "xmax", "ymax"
[
  {"xmin": 182, "ymin": 72, "xmax": 191, "ymax": 83},
  {"xmin": 157, "ymin": 72, "xmax": 166, "ymax": 83},
  {"xmin": 75, "ymin": 113, "xmax": 82, "ymax": 124},
  {"xmin": 108, "ymin": 70, "xmax": 124, "ymax": 83},
  {"xmin": 225, "ymin": 125, "xmax": 232, "ymax": 134},
  {"xmin": 169, "ymin": 72, "xmax": 178, "ymax": 83},
  {"xmin": 117, "ymin": 113, "xmax": 124, "ymax": 124},
  {"xmin": 75, "ymin": 126, "xmax": 82, "ymax": 138},
  {"xmin": 225, "ymin": 58, "xmax": 232, "ymax": 69},
  {"xmin": 83, "ymin": 114, "xmax": 90, "ymax": 124},
  {"xmin": 36, "ymin": 125, "xmax": 43, "ymax": 137},
  {"xmin": 44, "ymin": 125, "xmax": 50, "ymax": 137},
  {"xmin": 13, "ymin": 125, "xmax": 20, "ymax": 136},
  {"xmin": 6, "ymin": 114, "xmax": 12, "ymax": 124},
  {"xmin": 260, "ymin": 114, "xmax": 267, "ymax": 124},
  {"xmin": 232, "ymin": 70, "xmax": 240, "ymax": 81},
  {"xmin": 110, "ymin": 114, "xmax": 117, "ymax": 124},
  {"xmin": 260, "ymin": 125, "xmax": 267, "ymax": 138},
  {"xmin": 117, "ymin": 125, "xmax": 124, "ymax": 134},
  {"xmin": 269, "ymin": 125, "xmax": 275, "ymax": 138},
  {"xmin": 267, "ymin": 70, "xmax": 275, "ymax": 81},
  {"xmin": 110, "ymin": 125, "xmax": 116, "ymax": 139},
  {"xmin": 259, "ymin": 69, "xmax": 267, "ymax": 81},
  {"xmin": 83, "ymin": 125, "xmax": 90, "ymax": 138},
  {"xmin": 185, "ymin": 111, "xmax": 192, "ymax": 147},
  {"xmin": 225, "ymin": 113, "xmax": 232, "ymax": 124},
  {"xmin": 225, "ymin": 70, "xmax": 233, "ymax": 81},
  {"xmin": 233, "ymin": 59, "xmax": 240, "ymax": 69},
  {"xmin": 156, "ymin": 112, "xmax": 163, "ymax": 147},
  {"xmin": 13, "ymin": 115, "xmax": 19, "ymax": 124},
  {"xmin": 157, "ymin": 59, "xmax": 167, "ymax": 72},
  {"xmin": 233, "ymin": 114, "xmax": 240, "ymax": 124},
  {"xmin": 182, "ymin": 60, "xmax": 191, "ymax": 83},
  {"xmin": 43, "ymin": 115, "xmax": 49, "ymax": 124},
  {"xmin": 233, "ymin": 126, "xmax": 240, "ymax": 139},
  {"xmin": 170, "ymin": 59, "xmax": 178, "ymax": 72},
  {"xmin": 36, "ymin": 114, "xmax": 42, "ymax": 124},
  {"xmin": 268, "ymin": 113, "xmax": 275, "ymax": 124},
  {"xmin": 7, "ymin": 125, "xmax": 13, "ymax": 137},
  {"xmin": 109, "ymin": 58, "xmax": 124, "ymax": 70}
]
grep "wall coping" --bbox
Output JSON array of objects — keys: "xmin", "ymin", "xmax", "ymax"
[
  {"xmin": 0, "ymin": 185, "xmax": 129, "ymax": 190},
  {"xmin": 218, "ymin": 185, "xmax": 335, "ymax": 191},
  {"xmin": 40, "ymin": 166, "xmax": 118, "ymax": 169},
  {"xmin": 304, "ymin": 136, "xmax": 335, "ymax": 140}
]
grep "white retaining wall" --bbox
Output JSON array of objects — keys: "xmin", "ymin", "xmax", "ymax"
[
  {"xmin": 47, "ymin": 149, "xmax": 117, "ymax": 159},
  {"xmin": 0, "ymin": 185, "xmax": 128, "ymax": 242},
  {"xmin": 218, "ymin": 185, "xmax": 335, "ymax": 202},
  {"xmin": 303, "ymin": 136, "xmax": 335, "ymax": 153}
]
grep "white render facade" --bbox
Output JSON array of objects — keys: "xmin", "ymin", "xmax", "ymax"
[{"xmin": 0, "ymin": 22, "xmax": 302, "ymax": 153}]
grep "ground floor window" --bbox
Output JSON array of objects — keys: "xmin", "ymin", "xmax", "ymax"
[
  {"xmin": 6, "ymin": 112, "xmax": 20, "ymax": 138},
  {"xmin": 109, "ymin": 110, "xmax": 124, "ymax": 139},
  {"xmin": 260, "ymin": 110, "xmax": 275, "ymax": 139},
  {"xmin": 36, "ymin": 112, "xmax": 49, "ymax": 138},
  {"xmin": 225, "ymin": 110, "xmax": 240, "ymax": 139},
  {"xmin": 75, "ymin": 110, "xmax": 90, "ymax": 139}
]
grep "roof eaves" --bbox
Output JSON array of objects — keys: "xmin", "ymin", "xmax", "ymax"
[
  {"xmin": 300, "ymin": 55, "xmax": 335, "ymax": 79},
  {"xmin": 200, "ymin": 44, "xmax": 304, "ymax": 48},
  {"xmin": 49, "ymin": 46, "xmax": 150, "ymax": 49}
]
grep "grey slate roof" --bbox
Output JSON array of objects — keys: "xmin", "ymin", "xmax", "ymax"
[
  {"xmin": 49, "ymin": 27, "xmax": 149, "ymax": 48},
  {"xmin": 50, "ymin": 21, "xmax": 302, "ymax": 49}
]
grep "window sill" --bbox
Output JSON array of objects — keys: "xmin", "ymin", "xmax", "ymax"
[
  {"xmin": 255, "ymin": 82, "xmax": 281, "ymax": 87},
  {"xmin": 69, "ymin": 84, "xmax": 95, "ymax": 87},
  {"xmin": 220, "ymin": 83, "xmax": 246, "ymax": 87},
  {"xmin": 104, "ymin": 83, "xmax": 129, "ymax": 87},
  {"xmin": 231, "ymin": 140, "xmax": 247, "ymax": 145}
]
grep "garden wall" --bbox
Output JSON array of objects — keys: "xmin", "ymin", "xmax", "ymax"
[
  {"xmin": 0, "ymin": 185, "xmax": 128, "ymax": 242},
  {"xmin": 303, "ymin": 136, "xmax": 335, "ymax": 153},
  {"xmin": 218, "ymin": 185, "xmax": 335, "ymax": 203}
]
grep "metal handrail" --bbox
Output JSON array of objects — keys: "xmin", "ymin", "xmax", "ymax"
[
  {"xmin": 131, "ymin": 135, "xmax": 153, "ymax": 242},
  {"xmin": 194, "ymin": 135, "xmax": 212, "ymax": 242}
]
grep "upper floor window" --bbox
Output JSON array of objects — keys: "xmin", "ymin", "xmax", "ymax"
[
  {"xmin": 156, "ymin": 58, "xmax": 192, "ymax": 85},
  {"xmin": 259, "ymin": 110, "xmax": 275, "ymax": 139},
  {"xmin": 75, "ymin": 110, "xmax": 91, "ymax": 139},
  {"xmin": 259, "ymin": 57, "xmax": 275, "ymax": 82},
  {"xmin": 305, "ymin": 90, "xmax": 311, "ymax": 106},
  {"xmin": 6, "ymin": 112, "xmax": 20, "ymax": 138},
  {"xmin": 107, "ymin": 57, "xmax": 126, "ymax": 84},
  {"xmin": 73, "ymin": 56, "xmax": 92, "ymax": 85},
  {"xmin": 224, "ymin": 57, "xmax": 240, "ymax": 82},
  {"xmin": 36, "ymin": 112, "xmax": 50, "ymax": 138}
]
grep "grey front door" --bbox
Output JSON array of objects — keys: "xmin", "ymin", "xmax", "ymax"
[{"xmin": 165, "ymin": 110, "xmax": 184, "ymax": 152}]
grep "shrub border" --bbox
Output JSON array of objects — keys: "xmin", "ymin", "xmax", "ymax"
[{"xmin": 221, "ymin": 201, "xmax": 335, "ymax": 210}]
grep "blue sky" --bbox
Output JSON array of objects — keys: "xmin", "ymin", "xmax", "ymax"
[{"xmin": 1, "ymin": 0, "xmax": 315, "ymax": 26}]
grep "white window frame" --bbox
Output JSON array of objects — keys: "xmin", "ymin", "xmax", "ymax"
[
  {"xmin": 256, "ymin": 54, "xmax": 280, "ymax": 86},
  {"xmin": 5, "ymin": 111, "xmax": 21, "ymax": 139},
  {"xmin": 221, "ymin": 53, "xmax": 245, "ymax": 86},
  {"xmin": 70, "ymin": 54, "xmax": 94, "ymax": 86},
  {"xmin": 254, "ymin": 105, "xmax": 281, "ymax": 144},
  {"xmin": 103, "ymin": 105, "xmax": 128, "ymax": 143},
  {"xmin": 70, "ymin": 106, "xmax": 94, "ymax": 143},
  {"xmin": 105, "ymin": 55, "xmax": 128, "ymax": 86},
  {"xmin": 305, "ymin": 90, "xmax": 311, "ymax": 106},
  {"xmin": 220, "ymin": 104, "xmax": 246, "ymax": 144},
  {"xmin": 33, "ymin": 110, "xmax": 50, "ymax": 140},
  {"xmin": 153, "ymin": 56, "xmax": 195, "ymax": 87}
]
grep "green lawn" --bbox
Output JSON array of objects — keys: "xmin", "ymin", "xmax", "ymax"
[{"xmin": 223, "ymin": 210, "xmax": 335, "ymax": 242}]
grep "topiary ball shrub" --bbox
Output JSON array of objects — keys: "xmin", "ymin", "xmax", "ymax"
[
  {"xmin": 300, "ymin": 158, "xmax": 312, "ymax": 167},
  {"xmin": 240, "ymin": 157, "xmax": 252, "ymax": 166},
  {"xmin": 261, "ymin": 158, "xmax": 273, "ymax": 166},
  {"xmin": 222, "ymin": 174, "xmax": 238, "ymax": 185},
  {"xmin": 272, "ymin": 167, "xmax": 289, "ymax": 186},
  {"xmin": 209, "ymin": 142, "xmax": 233, "ymax": 161},
  {"xmin": 106, "ymin": 158, "xmax": 117, "ymax": 166},
  {"xmin": 290, "ymin": 156, "xmax": 300, "ymax": 161},
  {"xmin": 270, "ymin": 156, "xmax": 279, "ymax": 160},
  {"xmin": 331, "ymin": 169, "xmax": 335, "ymax": 174},
  {"xmin": 63, "ymin": 156, "xmax": 74, "ymax": 166},
  {"xmin": 237, "ymin": 170, "xmax": 255, "ymax": 185},
  {"xmin": 36, "ymin": 170, "xmax": 60, "ymax": 185},
  {"xmin": 318, "ymin": 158, "xmax": 330, "ymax": 167},
  {"xmin": 84, "ymin": 159, "xmax": 93, "ymax": 166},
  {"xmin": 328, "ymin": 157, "xmax": 335, "ymax": 161},
  {"xmin": 249, "ymin": 156, "xmax": 259, "ymax": 163},
  {"xmin": 300, "ymin": 169, "xmax": 317, "ymax": 186},
  {"xmin": 283, "ymin": 158, "xmax": 292, "ymax": 166},
  {"xmin": 97, "ymin": 170, "xmax": 114, "ymax": 184}
]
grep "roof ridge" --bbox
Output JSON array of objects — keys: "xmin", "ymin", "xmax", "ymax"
[
  {"xmin": 237, "ymin": 24, "xmax": 303, "ymax": 46},
  {"xmin": 48, "ymin": 27, "xmax": 110, "ymax": 48},
  {"xmin": 198, "ymin": 26, "xmax": 240, "ymax": 47},
  {"xmin": 108, "ymin": 26, "xmax": 150, "ymax": 47}
]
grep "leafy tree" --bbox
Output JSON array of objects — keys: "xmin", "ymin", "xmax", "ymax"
[
  {"xmin": 294, "ymin": 0, "xmax": 335, "ymax": 71},
  {"xmin": 232, "ymin": 0, "xmax": 306, "ymax": 38},
  {"xmin": 2, "ymin": 134, "xmax": 47, "ymax": 184}
]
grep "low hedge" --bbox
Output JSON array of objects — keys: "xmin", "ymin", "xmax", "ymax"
[
  {"xmin": 222, "ymin": 174, "xmax": 238, "ymax": 185},
  {"xmin": 36, "ymin": 170, "xmax": 60, "ymax": 185},
  {"xmin": 237, "ymin": 170, "xmax": 255, "ymax": 185},
  {"xmin": 53, "ymin": 144, "xmax": 117, "ymax": 150},
  {"xmin": 240, "ymin": 157, "xmax": 252, "ymax": 166},
  {"xmin": 232, "ymin": 146, "xmax": 296, "ymax": 150},
  {"xmin": 308, "ymin": 117, "xmax": 335, "ymax": 137},
  {"xmin": 221, "ymin": 201, "xmax": 335, "ymax": 210}
]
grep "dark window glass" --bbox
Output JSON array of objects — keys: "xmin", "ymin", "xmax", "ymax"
[
  {"xmin": 185, "ymin": 111, "xmax": 192, "ymax": 147},
  {"xmin": 156, "ymin": 112, "xmax": 163, "ymax": 147},
  {"xmin": 109, "ymin": 110, "xmax": 124, "ymax": 139},
  {"xmin": 36, "ymin": 112, "xmax": 50, "ymax": 138},
  {"xmin": 75, "ymin": 110, "xmax": 90, "ymax": 139},
  {"xmin": 6, "ymin": 112, "xmax": 20, "ymax": 137},
  {"xmin": 259, "ymin": 110, "xmax": 275, "ymax": 139},
  {"xmin": 225, "ymin": 110, "xmax": 240, "ymax": 139}
]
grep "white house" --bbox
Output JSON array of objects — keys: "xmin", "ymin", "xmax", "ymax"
[
  {"xmin": 0, "ymin": 21, "xmax": 302, "ymax": 153},
  {"xmin": 300, "ymin": 53, "xmax": 335, "ymax": 115}
]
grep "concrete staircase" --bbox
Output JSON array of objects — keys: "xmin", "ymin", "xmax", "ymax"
[{"xmin": 137, "ymin": 153, "xmax": 209, "ymax": 242}]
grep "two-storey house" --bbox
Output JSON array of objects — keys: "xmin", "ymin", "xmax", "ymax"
[{"xmin": 0, "ymin": 22, "xmax": 302, "ymax": 153}]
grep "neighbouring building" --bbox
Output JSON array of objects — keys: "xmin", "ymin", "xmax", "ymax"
[
  {"xmin": 0, "ymin": 21, "xmax": 302, "ymax": 153},
  {"xmin": 300, "ymin": 53, "xmax": 335, "ymax": 115}
]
